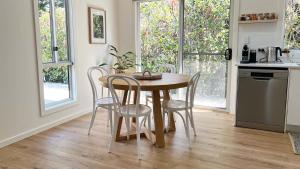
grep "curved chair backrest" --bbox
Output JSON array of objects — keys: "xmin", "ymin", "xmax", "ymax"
[
  {"xmin": 155, "ymin": 64, "xmax": 176, "ymax": 73},
  {"xmin": 87, "ymin": 66, "xmax": 109, "ymax": 103},
  {"xmin": 186, "ymin": 71, "xmax": 201, "ymax": 108},
  {"xmin": 108, "ymin": 75, "xmax": 141, "ymax": 116}
]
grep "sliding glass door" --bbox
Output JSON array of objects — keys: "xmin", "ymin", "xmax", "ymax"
[
  {"xmin": 137, "ymin": 0, "xmax": 231, "ymax": 109},
  {"xmin": 183, "ymin": 0, "xmax": 231, "ymax": 108}
]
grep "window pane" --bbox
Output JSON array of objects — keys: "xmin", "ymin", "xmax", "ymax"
[
  {"xmin": 43, "ymin": 65, "xmax": 71, "ymax": 106},
  {"xmin": 54, "ymin": 0, "xmax": 69, "ymax": 61},
  {"xmin": 139, "ymin": 0, "xmax": 179, "ymax": 71},
  {"xmin": 183, "ymin": 54, "xmax": 227, "ymax": 108},
  {"xmin": 285, "ymin": 0, "xmax": 300, "ymax": 49},
  {"xmin": 38, "ymin": 0, "xmax": 53, "ymax": 63},
  {"xmin": 184, "ymin": 0, "xmax": 230, "ymax": 54},
  {"xmin": 182, "ymin": 0, "xmax": 230, "ymax": 109}
]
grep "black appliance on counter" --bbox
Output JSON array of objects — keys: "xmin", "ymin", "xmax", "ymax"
[
  {"xmin": 240, "ymin": 45, "xmax": 249, "ymax": 63},
  {"xmin": 240, "ymin": 45, "xmax": 257, "ymax": 63},
  {"xmin": 249, "ymin": 50, "xmax": 257, "ymax": 63}
]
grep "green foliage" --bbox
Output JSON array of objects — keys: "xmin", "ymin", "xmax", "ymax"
[
  {"xmin": 39, "ymin": 0, "xmax": 69, "ymax": 83},
  {"xmin": 38, "ymin": 0, "xmax": 64, "ymax": 12},
  {"xmin": 39, "ymin": 10, "xmax": 52, "ymax": 63},
  {"xmin": 43, "ymin": 66, "xmax": 68, "ymax": 83},
  {"xmin": 140, "ymin": 0, "xmax": 230, "ymax": 98},
  {"xmin": 140, "ymin": 0, "xmax": 179, "ymax": 71},
  {"xmin": 140, "ymin": 0, "xmax": 230, "ymax": 72},
  {"xmin": 184, "ymin": 0, "xmax": 230, "ymax": 54},
  {"xmin": 285, "ymin": 0, "xmax": 300, "ymax": 49}
]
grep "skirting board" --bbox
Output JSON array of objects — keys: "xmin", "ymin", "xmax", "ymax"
[
  {"xmin": 0, "ymin": 108, "xmax": 92, "ymax": 149},
  {"xmin": 286, "ymin": 124, "xmax": 300, "ymax": 133}
]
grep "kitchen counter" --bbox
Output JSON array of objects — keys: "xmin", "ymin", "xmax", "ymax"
[{"xmin": 236, "ymin": 62, "xmax": 300, "ymax": 69}]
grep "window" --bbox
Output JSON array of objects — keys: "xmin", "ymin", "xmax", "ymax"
[
  {"xmin": 285, "ymin": 0, "xmax": 300, "ymax": 49},
  {"xmin": 36, "ymin": 0, "xmax": 75, "ymax": 111}
]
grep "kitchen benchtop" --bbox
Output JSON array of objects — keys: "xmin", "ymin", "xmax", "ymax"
[{"xmin": 236, "ymin": 62, "xmax": 300, "ymax": 69}]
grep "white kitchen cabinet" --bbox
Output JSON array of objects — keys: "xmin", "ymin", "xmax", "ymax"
[{"xmin": 287, "ymin": 69, "xmax": 300, "ymax": 128}]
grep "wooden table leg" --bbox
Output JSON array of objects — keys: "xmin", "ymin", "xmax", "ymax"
[
  {"xmin": 152, "ymin": 90, "xmax": 165, "ymax": 148},
  {"xmin": 163, "ymin": 90, "xmax": 176, "ymax": 132},
  {"xmin": 115, "ymin": 90, "xmax": 128, "ymax": 141}
]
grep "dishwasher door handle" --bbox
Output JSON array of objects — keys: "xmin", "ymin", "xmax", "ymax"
[{"xmin": 253, "ymin": 77, "xmax": 272, "ymax": 81}]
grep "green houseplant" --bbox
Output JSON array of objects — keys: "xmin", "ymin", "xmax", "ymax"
[{"xmin": 100, "ymin": 45, "xmax": 136, "ymax": 74}]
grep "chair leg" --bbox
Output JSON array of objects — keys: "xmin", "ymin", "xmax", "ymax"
[
  {"xmin": 185, "ymin": 110, "xmax": 191, "ymax": 147},
  {"xmin": 163, "ymin": 108, "xmax": 169, "ymax": 133},
  {"xmin": 108, "ymin": 111, "xmax": 119, "ymax": 153},
  {"xmin": 106, "ymin": 111, "xmax": 110, "ymax": 128},
  {"xmin": 88, "ymin": 106, "xmax": 97, "ymax": 135},
  {"xmin": 146, "ymin": 97, "xmax": 149, "ymax": 106},
  {"xmin": 109, "ymin": 106, "xmax": 113, "ymax": 135},
  {"xmin": 147, "ymin": 114, "xmax": 152, "ymax": 143},
  {"xmin": 136, "ymin": 118, "xmax": 142, "ymax": 160},
  {"xmin": 189, "ymin": 108, "xmax": 196, "ymax": 136},
  {"xmin": 125, "ymin": 117, "xmax": 130, "ymax": 141},
  {"xmin": 166, "ymin": 112, "xmax": 170, "ymax": 133},
  {"xmin": 162, "ymin": 110, "xmax": 166, "ymax": 132}
]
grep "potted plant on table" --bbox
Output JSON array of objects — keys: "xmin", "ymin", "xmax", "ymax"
[{"xmin": 100, "ymin": 45, "xmax": 136, "ymax": 74}]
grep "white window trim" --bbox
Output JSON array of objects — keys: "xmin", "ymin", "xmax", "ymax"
[{"xmin": 33, "ymin": 0, "xmax": 77, "ymax": 116}]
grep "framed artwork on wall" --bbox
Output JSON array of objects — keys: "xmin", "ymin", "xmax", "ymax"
[{"xmin": 88, "ymin": 7, "xmax": 106, "ymax": 44}]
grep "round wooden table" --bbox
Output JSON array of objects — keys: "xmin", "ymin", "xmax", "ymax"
[{"xmin": 99, "ymin": 73, "xmax": 189, "ymax": 148}]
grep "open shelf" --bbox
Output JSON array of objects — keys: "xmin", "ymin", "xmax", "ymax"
[{"xmin": 239, "ymin": 19, "xmax": 278, "ymax": 24}]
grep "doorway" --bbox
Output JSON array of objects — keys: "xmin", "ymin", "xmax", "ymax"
[
  {"xmin": 183, "ymin": 0, "xmax": 231, "ymax": 109},
  {"xmin": 137, "ymin": 0, "xmax": 232, "ymax": 110}
]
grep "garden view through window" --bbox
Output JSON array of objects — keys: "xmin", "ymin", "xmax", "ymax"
[
  {"xmin": 38, "ymin": 0, "xmax": 74, "ymax": 108},
  {"xmin": 138, "ymin": 0, "xmax": 231, "ymax": 108},
  {"xmin": 285, "ymin": 0, "xmax": 300, "ymax": 49}
]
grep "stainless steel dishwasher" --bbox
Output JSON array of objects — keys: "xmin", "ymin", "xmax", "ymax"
[{"xmin": 236, "ymin": 67, "xmax": 288, "ymax": 132}]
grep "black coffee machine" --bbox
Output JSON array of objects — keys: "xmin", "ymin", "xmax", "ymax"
[{"xmin": 240, "ymin": 45, "xmax": 256, "ymax": 63}]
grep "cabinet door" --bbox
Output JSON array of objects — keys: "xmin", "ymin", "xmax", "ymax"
[
  {"xmin": 237, "ymin": 77, "xmax": 287, "ymax": 126},
  {"xmin": 287, "ymin": 69, "xmax": 300, "ymax": 126}
]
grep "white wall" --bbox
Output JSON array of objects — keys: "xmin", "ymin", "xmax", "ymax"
[
  {"xmin": 116, "ymin": 0, "xmax": 136, "ymax": 53},
  {"xmin": 0, "ymin": 0, "xmax": 118, "ymax": 147},
  {"xmin": 237, "ymin": 0, "xmax": 285, "ymax": 61}
]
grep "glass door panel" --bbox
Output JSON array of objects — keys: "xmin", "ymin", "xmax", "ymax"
[
  {"xmin": 183, "ymin": 0, "xmax": 231, "ymax": 109},
  {"xmin": 139, "ymin": 0, "xmax": 179, "ymax": 71},
  {"xmin": 183, "ymin": 54, "xmax": 227, "ymax": 108}
]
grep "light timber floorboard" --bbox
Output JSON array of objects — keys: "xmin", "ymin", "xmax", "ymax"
[{"xmin": 0, "ymin": 109, "xmax": 300, "ymax": 169}]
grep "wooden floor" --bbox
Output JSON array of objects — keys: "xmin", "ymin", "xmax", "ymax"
[{"xmin": 1, "ymin": 109, "xmax": 300, "ymax": 169}]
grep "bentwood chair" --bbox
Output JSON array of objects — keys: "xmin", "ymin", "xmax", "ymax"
[
  {"xmin": 108, "ymin": 75, "xmax": 152, "ymax": 160},
  {"xmin": 162, "ymin": 72, "xmax": 201, "ymax": 145},
  {"xmin": 145, "ymin": 64, "xmax": 176, "ymax": 106},
  {"xmin": 87, "ymin": 66, "xmax": 114, "ymax": 135}
]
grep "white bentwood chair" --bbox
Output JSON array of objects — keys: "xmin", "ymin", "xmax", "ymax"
[
  {"xmin": 162, "ymin": 72, "xmax": 201, "ymax": 145},
  {"xmin": 145, "ymin": 64, "xmax": 176, "ymax": 106},
  {"xmin": 108, "ymin": 75, "xmax": 152, "ymax": 160},
  {"xmin": 87, "ymin": 66, "xmax": 114, "ymax": 135}
]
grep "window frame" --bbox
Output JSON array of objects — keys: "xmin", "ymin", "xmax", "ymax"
[{"xmin": 33, "ymin": 0, "xmax": 77, "ymax": 116}]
